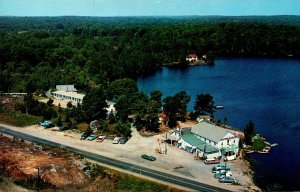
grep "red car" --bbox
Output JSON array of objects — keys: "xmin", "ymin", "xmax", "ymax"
[
  {"xmin": 204, "ymin": 158, "xmax": 220, "ymax": 165},
  {"xmin": 96, "ymin": 135, "xmax": 106, "ymax": 142}
]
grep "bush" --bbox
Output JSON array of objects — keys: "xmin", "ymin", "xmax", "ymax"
[{"xmin": 90, "ymin": 164, "xmax": 104, "ymax": 179}]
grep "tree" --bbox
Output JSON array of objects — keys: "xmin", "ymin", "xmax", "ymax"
[
  {"xmin": 107, "ymin": 78, "xmax": 138, "ymax": 100},
  {"xmin": 174, "ymin": 91, "xmax": 190, "ymax": 120},
  {"xmin": 114, "ymin": 95, "xmax": 132, "ymax": 121},
  {"xmin": 114, "ymin": 120, "xmax": 132, "ymax": 137},
  {"xmin": 194, "ymin": 93, "xmax": 214, "ymax": 116},
  {"xmin": 81, "ymin": 86, "xmax": 108, "ymax": 122},
  {"xmin": 150, "ymin": 89, "xmax": 162, "ymax": 109},
  {"xmin": 163, "ymin": 91, "xmax": 190, "ymax": 127},
  {"xmin": 67, "ymin": 101, "xmax": 73, "ymax": 108},
  {"xmin": 56, "ymin": 114, "xmax": 63, "ymax": 126},
  {"xmin": 244, "ymin": 120, "xmax": 255, "ymax": 145},
  {"xmin": 47, "ymin": 98, "xmax": 54, "ymax": 106},
  {"xmin": 99, "ymin": 119, "xmax": 109, "ymax": 132},
  {"xmin": 57, "ymin": 103, "xmax": 62, "ymax": 114},
  {"xmin": 163, "ymin": 91, "xmax": 190, "ymax": 122},
  {"xmin": 42, "ymin": 107, "xmax": 53, "ymax": 120}
]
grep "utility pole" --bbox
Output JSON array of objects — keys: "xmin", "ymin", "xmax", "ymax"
[{"xmin": 165, "ymin": 133, "xmax": 167, "ymax": 154}]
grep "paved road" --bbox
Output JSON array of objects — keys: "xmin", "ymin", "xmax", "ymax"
[{"xmin": 0, "ymin": 126, "xmax": 230, "ymax": 192}]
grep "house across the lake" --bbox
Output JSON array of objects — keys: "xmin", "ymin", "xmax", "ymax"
[
  {"xmin": 186, "ymin": 54, "xmax": 199, "ymax": 62},
  {"xmin": 52, "ymin": 85, "xmax": 85, "ymax": 104},
  {"xmin": 177, "ymin": 120, "xmax": 239, "ymax": 160}
]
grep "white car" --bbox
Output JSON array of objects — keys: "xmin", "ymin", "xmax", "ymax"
[{"xmin": 112, "ymin": 137, "xmax": 120, "ymax": 144}]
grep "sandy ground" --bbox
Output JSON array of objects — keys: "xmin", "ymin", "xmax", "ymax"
[
  {"xmin": 0, "ymin": 123, "xmax": 260, "ymax": 192},
  {"xmin": 39, "ymin": 98, "xmax": 77, "ymax": 108}
]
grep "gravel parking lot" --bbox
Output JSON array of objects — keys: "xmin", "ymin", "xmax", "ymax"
[{"xmin": 1, "ymin": 123, "xmax": 260, "ymax": 191}]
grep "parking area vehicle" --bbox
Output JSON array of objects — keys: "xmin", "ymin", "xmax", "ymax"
[
  {"xmin": 204, "ymin": 158, "xmax": 220, "ymax": 165},
  {"xmin": 80, "ymin": 129, "xmax": 93, "ymax": 140},
  {"xmin": 119, "ymin": 137, "xmax": 128, "ymax": 144},
  {"xmin": 141, "ymin": 154, "xmax": 156, "ymax": 161},
  {"xmin": 212, "ymin": 164, "xmax": 231, "ymax": 173},
  {"xmin": 87, "ymin": 134, "xmax": 98, "ymax": 141},
  {"xmin": 96, "ymin": 135, "xmax": 106, "ymax": 142},
  {"xmin": 38, "ymin": 121, "xmax": 54, "ymax": 128},
  {"xmin": 218, "ymin": 176, "xmax": 235, "ymax": 183},
  {"xmin": 112, "ymin": 137, "xmax": 120, "ymax": 144},
  {"xmin": 214, "ymin": 171, "xmax": 232, "ymax": 179}
]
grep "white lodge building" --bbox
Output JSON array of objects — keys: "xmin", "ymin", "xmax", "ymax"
[
  {"xmin": 178, "ymin": 120, "xmax": 239, "ymax": 160},
  {"xmin": 52, "ymin": 85, "xmax": 85, "ymax": 104}
]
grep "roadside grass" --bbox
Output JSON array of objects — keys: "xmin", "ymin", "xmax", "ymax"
[
  {"xmin": 0, "ymin": 110, "xmax": 43, "ymax": 127},
  {"xmin": 116, "ymin": 175, "xmax": 168, "ymax": 192},
  {"xmin": 88, "ymin": 163, "xmax": 183, "ymax": 192}
]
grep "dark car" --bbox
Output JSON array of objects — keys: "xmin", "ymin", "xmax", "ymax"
[
  {"xmin": 141, "ymin": 154, "xmax": 156, "ymax": 161},
  {"xmin": 119, "ymin": 137, "xmax": 128, "ymax": 144},
  {"xmin": 80, "ymin": 129, "xmax": 93, "ymax": 140},
  {"xmin": 44, "ymin": 123, "xmax": 55, "ymax": 128}
]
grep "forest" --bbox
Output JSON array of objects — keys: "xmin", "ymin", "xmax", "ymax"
[
  {"xmin": 1, "ymin": 16, "xmax": 300, "ymax": 132},
  {"xmin": 1, "ymin": 16, "xmax": 300, "ymax": 93}
]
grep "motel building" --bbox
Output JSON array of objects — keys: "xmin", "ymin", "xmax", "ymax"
[
  {"xmin": 52, "ymin": 85, "xmax": 85, "ymax": 104},
  {"xmin": 177, "ymin": 120, "xmax": 239, "ymax": 160}
]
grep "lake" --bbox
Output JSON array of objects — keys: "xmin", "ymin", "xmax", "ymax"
[{"xmin": 137, "ymin": 57, "xmax": 300, "ymax": 191}]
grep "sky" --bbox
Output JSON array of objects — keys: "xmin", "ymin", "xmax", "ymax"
[{"xmin": 0, "ymin": 0, "xmax": 299, "ymax": 17}]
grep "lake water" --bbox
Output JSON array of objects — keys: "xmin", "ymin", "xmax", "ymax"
[{"xmin": 137, "ymin": 57, "xmax": 300, "ymax": 191}]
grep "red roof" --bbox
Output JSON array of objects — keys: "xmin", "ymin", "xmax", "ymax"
[{"xmin": 187, "ymin": 54, "xmax": 198, "ymax": 58}]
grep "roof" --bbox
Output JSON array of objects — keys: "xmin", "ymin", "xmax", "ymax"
[
  {"xmin": 191, "ymin": 121, "xmax": 236, "ymax": 143},
  {"xmin": 186, "ymin": 54, "xmax": 198, "ymax": 58},
  {"xmin": 56, "ymin": 85, "xmax": 76, "ymax": 92},
  {"xmin": 52, "ymin": 90, "xmax": 85, "ymax": 99},
  {"xmin": 181, "ymin": 132, "xmax": 219, "ymax": 153}
]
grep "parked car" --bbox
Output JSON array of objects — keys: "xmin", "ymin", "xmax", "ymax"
[
  {"xmin": 141, "ymin": 154, "xmax": 156, "ymax": 161},
  {"xmin": 212, "ymin": 164, "xmax": 231, "ymax": 173},
  {"xmin": 214, "ymin": 171, "xmax": 232, "ymax": 179},
  {"xmin": 204, "ymin": 158, "xmax": 220, "ymax": 165},
  {"xmin": 39, "ymin": 120, "xmax": 54, "ymax": 128},
  {"xmin": 80, "ymin": 129, "xmax": 93, "ymax": 140},
  {"xmin": 112, "ymin": 137, "xmax": 120, "ymax": 144},
  {"xmin": 96, "ymin": 135, "xmax": 106, "ymax": 142},
  {"xmin": 119, "ymin": 137, "xmax": 128, "ymax": 144},
  {"xmin": 218, "ymin": 176, "xmax": 235, "ymax": 184},
  {"xmin": 87, "ymin": 134, "xmax": 98, "ymax": 141},
  {"xmin": 44, "ymin": 123, "xmax": 55, "ymax": 128}
]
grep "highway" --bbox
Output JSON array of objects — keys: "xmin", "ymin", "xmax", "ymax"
[{"xmin": 0, "ymin": 126, "xmax": 230, "ymax": 192}]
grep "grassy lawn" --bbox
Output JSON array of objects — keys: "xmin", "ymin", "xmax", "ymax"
[{"xmin": 0, "ymin": 110, "xmax": 43, "ymax": 127}]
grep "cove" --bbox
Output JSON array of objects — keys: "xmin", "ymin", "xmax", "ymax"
[{"xmin": 137, "ymin": 57, "xmax": 300, "ymax": 191}]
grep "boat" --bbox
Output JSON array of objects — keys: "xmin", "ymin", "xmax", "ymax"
[
  {"xmin": 271, "ymin": 143, "xmax": 278, "ymax": 147},
  {"xmin": 214, "ymin": 105, "xmax": 224, "ymax": 109},
  {"xmin": 257, "ymin": 146, "xmax": 271, "ymax": 153},
  {"xmin": 264, "ymin": 141, "xmax": 271, "ymax": 146},
  {"xmin": 244, "ymin": 150, "xmax": 254, "ymax": 154}
]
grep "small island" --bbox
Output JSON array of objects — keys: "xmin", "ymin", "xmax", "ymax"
[{"xmin": 243, "ymin": 121, "xmax": 278, "ymax": 154}]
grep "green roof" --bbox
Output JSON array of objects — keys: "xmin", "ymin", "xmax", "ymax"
[{"xmin": 181, "ymin": 132, "xmax": 219, "ymax": 153}]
